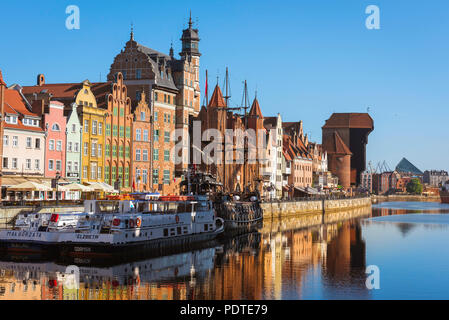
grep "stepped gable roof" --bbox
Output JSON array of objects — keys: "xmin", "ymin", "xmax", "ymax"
[
  {"xmin": 208, "ymin": 85, "xmax": 226, "ymax": 108},
  {"xmin": 323, "ymin": 131, "xmax": 352, "ymax": 155},
  {"xmin": 249, "ymin": 97, "xmax": 263, "ymax": 118},
  {"xmin": 322, "ymin": 113, "xmax": 374, "ymax": 130},
  {"xmin": 133, "ymin": 41, "xmax": 178, "ymax": 92},
  {"xmin": 395, "ymin": 158, "xmax": 423, "ymax": 175}
]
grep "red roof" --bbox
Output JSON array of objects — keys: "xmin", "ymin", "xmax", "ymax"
[
  {"xmin": 208, "ymin": 85, "xmax": 226, "ymax": 108},
  {"xmin": 4, "ymin": 89, "xmax": 35, "ymax": 116},
  {"xmin": 22, "ymin": 83, "xmax": 81, "ymax": 99},
  {"xmin": 249, "ymin": 97, "xmax": 263, "ymax": 118},
  {"xmin": 0, "ymin": 70, "xmax": 6, "ymax": 86},
  {"xmin": 322, "ymin": 113, "xmax": 374, "ymax": 130},
  {"xmin": 3, "ymin": 88, "xmax": 43, "ymax": 132}
]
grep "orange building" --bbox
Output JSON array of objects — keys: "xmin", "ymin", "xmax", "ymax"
[{"xmin": 131, "ymin": 91, "xmax": 152, "ymax": 191}]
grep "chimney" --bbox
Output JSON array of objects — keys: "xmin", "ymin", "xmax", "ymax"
[{"xmin": 37, "ymin": 74, "xmax": 45, "ymax": 86}]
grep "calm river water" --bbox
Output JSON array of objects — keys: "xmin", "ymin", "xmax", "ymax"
[{"xmin": 1, "ymin": 201, "xmax": 449, "ymax": 300}]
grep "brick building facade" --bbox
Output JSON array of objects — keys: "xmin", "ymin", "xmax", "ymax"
[
  {"xmin": 131, "ymin": 91, "xmax": 152, "ymax": 191},
  {"xmin": 108, "ymin": 17, "xmax": 201, "ymax": 194}
]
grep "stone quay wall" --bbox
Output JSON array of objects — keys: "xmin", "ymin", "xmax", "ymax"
[
  {"xmin": 260, "ymin": 205, "xmax": 372, "ymax": 235},
  {"xmin": 261, "ymin": 197, "xmax": 372, "ymax": 220},
  {"xmin": 371, "ymin": 194, "xmax": 440, "ymax": 203}
]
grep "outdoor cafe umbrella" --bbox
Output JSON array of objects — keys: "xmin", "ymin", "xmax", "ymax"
[
  {"xmin": 84, "ymin": 182, "xmax": 116, "ymax": 193},
  {"xmin": 60, "ymin": 183, "xmax": 93, "ymax": 192},
  {"xmin": 8, "ymin": 181, "xmax": 52, "ymax": 192}
]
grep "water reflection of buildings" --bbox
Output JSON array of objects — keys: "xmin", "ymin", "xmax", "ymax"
[{"xmin": 0, "ymin": 208, "xmax": 373, "ymax": 300}]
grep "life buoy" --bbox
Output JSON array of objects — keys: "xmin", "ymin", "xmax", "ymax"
[
  {"xmin": 129, "ymin": 219, "xmax": 135, "ymax": 228},
  {"xmin": 136, "ymin": 218, "xmax": 142, "ymax": 228},
  {"xmin": 175, "ymin": 215, "xmax": 180, "ymax": 223}
]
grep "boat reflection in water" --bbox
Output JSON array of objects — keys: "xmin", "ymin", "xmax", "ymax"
[
  {"xmin": 0, "ymin": 246, "xmax": 218, "ymax": 300},
  {"xmin": 4, "ymin": 202, "xmax": 447, "ymax": 300}
]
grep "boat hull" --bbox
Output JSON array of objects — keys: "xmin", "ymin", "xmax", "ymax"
[
  {"xmin": 215, "ymin": 201, "xmax": 263, "ymax": 232},
  {"xmin": 440, "ymin": 190, "xmax": 449, "ymax": 204},
  {"xmin": 0, "ymin": 230, "xmax": 60, "ymax": 255},
  {"xmin": 58, "ymin": 226, "xmax": 224, "ymax": 258}
]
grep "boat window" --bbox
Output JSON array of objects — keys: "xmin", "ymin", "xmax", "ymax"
[
  {"xmin": 163, "ymin": 229, "xmax": 168, "ymax": 237},
  {"xmin": 176, "ymin": 203, "xmax": 186, "ymax": 213},
  {"xmin": 204, "ymin": 224, "xmax": 208, "ymax": 231},
  {"xmin": 177, "ymin": 227, "xmax": 182, "ymax": 235}
]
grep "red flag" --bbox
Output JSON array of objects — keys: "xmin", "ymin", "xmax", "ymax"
[{"xmin": 132, "ymin": 179, "xmax": 136, "ymax": 191}]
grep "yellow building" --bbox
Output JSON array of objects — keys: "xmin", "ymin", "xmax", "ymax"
[{"xmin": 77, "ymin": 80, "xmax": 107, "ymax": 185}]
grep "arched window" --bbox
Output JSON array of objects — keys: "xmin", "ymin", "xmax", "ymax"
[{"xmin": 51, "ymin": 123, "xmax": 60, "ymax": 131}]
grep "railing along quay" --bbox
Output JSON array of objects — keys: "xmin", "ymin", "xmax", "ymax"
[{"xmin": 262, "ymin": 194, "xmax": 371, "ymax": 204}]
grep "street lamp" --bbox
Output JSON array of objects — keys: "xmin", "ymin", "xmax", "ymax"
[{"xmin": 52, "ymin": 171, "xmax": 61, "ymax": 206}]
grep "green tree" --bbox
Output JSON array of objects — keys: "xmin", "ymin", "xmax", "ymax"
[{"xmin": 406, "ymin": 178, "xmax": 423, "ymax": 194}]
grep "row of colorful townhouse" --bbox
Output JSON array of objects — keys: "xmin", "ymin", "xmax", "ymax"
[{"xmin": 0, "ymin": 70, "xmax": 177, "ymax": 200}]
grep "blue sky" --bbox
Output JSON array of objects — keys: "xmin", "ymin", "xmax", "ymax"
[{"xmin": 1, "ymin": 0, "xmax": 448, "ymax": 172}]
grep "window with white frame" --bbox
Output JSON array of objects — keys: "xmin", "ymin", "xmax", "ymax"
[
  {"xmin": 12, "ymin": 136, "xmax": 18, "ymax": 147},
  {"xmin": 49, "ymin": 140, "xmax": 55, "ymax": 151},
  {"xmin": 84, "ymin": 120, "xmax": 89, "ymax": 133},
  {"xmin": 56, "ymin": 140, "xmax": 62, "ymax": 151},
  {"xmin": 143, "ymin": 150, "xmax": 148, "ymax": 161},
  {"xmin": 74, "ymin": 142, "xmax": 79, "ymax": 152},
  {"xmin": 84, "ymin": 142, "xmax": 88, "ymax": 156},
  {"xmin": 67, "ymin": 161, "xmax": 72, "ymax": 172},
  {"xmin": 136, "ymin": 129, "xmax": 141, "ymax": 141},
  {"xmin": 35, "ymin": 159, "xmax": 40, "ymax": 170},
  {"xmin": 48, "ymin": 160, "xmax": 54, "ymax": 171},
  {"xmin": 136, "ymin": 149, "xmax": 141, "ymax": 161},
  {"xmin": 92, "ymin": 121, "xmax": 97, "ymax": 135},
  {"xmin": 26, "ymin": 159, "xmax": 31, "ymax": 170},
  {"xmin": 52, "ymin": 123, "xmax": 60, "ymax": 131},
  {"xmin": 35, "ymin": 138, "xmax": 40, "ymax": 149},
  {"xmin": 3, "ymin": 157, "xmax": 8, "ymax": 169},
  {"xmin": 68, "ymin": 142, "xmax": 72, "ymax": 152},
  {"xmin": 56, "ymin": 160, "xmax": 61, "ymax": 171},
  {"xmin": 3, "ymin": 135, "xmax": 8, "ymax": 146},
  {"xmin": 91, "ymin": 163, "xmax": 97, "ymax": 179},
  {"xmin": 12, "ymin": 158, "xmax": 17, "ymax": 169},
  {"xmin": 5, "ymin": 115, "xmax": 18, "ymax": 124},
  {"xmin": 74, "ymin": 162, "xmax": 78, "ymax": 172}
]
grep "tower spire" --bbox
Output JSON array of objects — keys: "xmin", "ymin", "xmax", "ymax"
[
  {"xmin": 169, "ymin": 41, "xmax": 174, "ymax": 58},
  {"xmin": 189, "ymin": 11, "xmax": 193, "ymax": 28},
  {"xmin": 130, "ymin": 22, "xmax": 134, "ymax": 40}
]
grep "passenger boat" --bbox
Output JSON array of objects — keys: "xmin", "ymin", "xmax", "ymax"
[
  {"xmin": 57, "ymin": 195, "xmax": 224, "ymax": 257},
  {"xmin": 0, "ymin": 194, "xmax": 224, "ymax": 257}
]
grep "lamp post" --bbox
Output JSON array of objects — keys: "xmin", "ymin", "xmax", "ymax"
[{"xmin": 53, "ymin": 171, "xmax": 61, "ymax": 206}]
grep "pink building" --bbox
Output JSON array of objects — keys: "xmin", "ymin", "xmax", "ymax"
[{"xmin": 42, "ymin": 101, "xmax": 67, "ymax": 178}]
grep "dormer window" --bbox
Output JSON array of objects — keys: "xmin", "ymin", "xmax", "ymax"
[
  {"xmin": 23, "ymin": 118, "xmax": 39, "ymax": 127},
  {"xmin": 52, "ymin": 123, "xmax": 60, "ymax": 131},
  {"xmin": 5, "ymin": 115, "xmax": 18, "ymax": 124}
]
